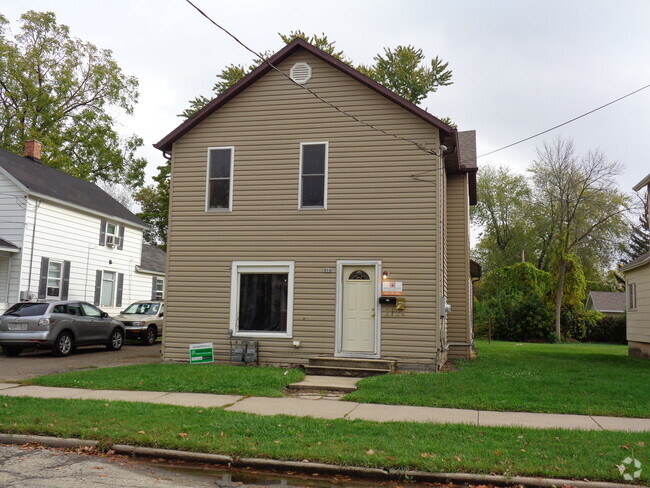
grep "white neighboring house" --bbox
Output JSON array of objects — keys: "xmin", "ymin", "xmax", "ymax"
[{"xmin": 0, "ymin": 141, "xmax": 165, "ymax": 315}]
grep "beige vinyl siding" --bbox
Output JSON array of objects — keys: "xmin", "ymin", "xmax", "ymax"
[
  {"xmin": 164, "ymin": 50, "xmax": 446, "ymax": 370},
  {"xmin": 626, "ymin": 265, "xmax": 650, "ymax": 344},
  {"xmin": 446, "ymin": 173, "xmax": 472, "ymax": 359}
]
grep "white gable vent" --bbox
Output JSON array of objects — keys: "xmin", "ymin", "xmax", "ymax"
[{"xmin": 290, "ymin": 62, "xmax": 312, "ymax": 84}]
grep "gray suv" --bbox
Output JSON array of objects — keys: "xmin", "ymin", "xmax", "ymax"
[
  {"xmin": 0, "ymin": 301, "xmax": 125, "ymax": 357},
  {"xmin": 113, "ymin": 301, "xmax": 163, "ymax": 345}
]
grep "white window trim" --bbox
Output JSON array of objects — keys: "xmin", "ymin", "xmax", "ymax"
[
  {"xmin": 155, "ymin": 278, "xmax": 164, "ymax": 301},
  {"xmin": 205, "ymin": 146, "xmax": 234, "ymax": 212},
  {"xmin": 100, "ymin": 270, "xmax": 116, "ymax": 308},
  {"xmin": 628, "ymin": 282, "xmax": 637, "ymax": 311},
  {"xmin": 334, "ymin": 260, "xmax": 382, "ymax": 359},
  {"xmin": 105, "ymin": 222, "xmax": 121, "ymax": 248},
  {"xmin": 46, "ymin": 260, "xmax": 63, "ymax": 299},
  {"xmin": 298, "ymin": 142, "xmax": 328, "ymax": 210},
  {"xmin": 229, "ymin": 260, "xmax": 294, "ymax": 338}
]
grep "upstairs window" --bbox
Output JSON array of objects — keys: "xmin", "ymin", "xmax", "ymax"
[
  {"xmin": 299, "ymin": 142, "xmax": 328, "ymax": 209},
  {"xmin": 46, "ymin": 261, "xmax": 62, "ymax": 298},
  {"xmin": 207, "ymin": 147, "xmax": 234, "ymax": 210}
]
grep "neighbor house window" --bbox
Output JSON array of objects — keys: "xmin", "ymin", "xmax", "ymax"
[
  {"xmin": 101, "ymin": 271, "xmax": 116, "ymax": 307},
  {"xmin": 230, "ymin": 261, "xmax": 294, "ymax": 338},
  {"xmin": 206, "ymin": 147, "xmax": 234, "ymax": 210},
  {"xmin": 299, "ymin": 142, "xmax": 328, "ymax": 209},
  {"xmin": 628, "ymin": 282, "xmax": 637, "ymax": 311},
  {"xmin": 46, "ymin": 261, "xmax": 62, "ymax": 298},
  {"xmin": 155, "ymin": 278, "xmax": 164, "ymax": 301}
]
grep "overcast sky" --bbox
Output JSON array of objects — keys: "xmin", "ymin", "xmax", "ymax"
[{"xmin": 2, "ymin": 0, "xmax": 649, "ymax": 193}]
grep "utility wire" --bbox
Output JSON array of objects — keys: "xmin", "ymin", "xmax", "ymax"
[
  {"xmin": 184, "ymin": 0, "xmax": 440, "ymax": 156},
  {"xmin": 479, "ymin": 83, "xmax": 650, "ymax": 158}
]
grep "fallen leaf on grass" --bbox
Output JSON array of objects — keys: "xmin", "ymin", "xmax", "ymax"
[
  {"xmin": 138, "ymin": 431, "xmax": 145, "ymax": 434},
  {"xmin": 178, "ymin": 432, "xmax": 188, "ymax": 437},
  {"xmin": 366, "ymin": 449, "xmax": 375, "ymax": 455}
]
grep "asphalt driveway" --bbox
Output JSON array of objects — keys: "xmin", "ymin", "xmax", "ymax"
[{"xmin": 0, "ymin": 343, "xmax": 162, "ymax": 382}]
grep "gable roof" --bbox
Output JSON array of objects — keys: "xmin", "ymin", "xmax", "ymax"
[
  {"xmin": 0, "ymin": 148, "xmax": 146, "ymax": 228},
  {"xmin": 155, "ymin": 39, "xmax": 464, "ymax": 160},
  {"xmin": 620, "ymin": 250, "xmax": 650, "ymax": 272},
  {"xmin": 586, "ymin": 291, "xmax": 625, "ymax": 313},
  {"xmin": 139, "ymin": 244, "xmax": 166, "ymax": 274}
]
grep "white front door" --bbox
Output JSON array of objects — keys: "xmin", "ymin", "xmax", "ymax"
[{"xmin": 339, "ymin": 264, "xmax": 377, "ymax": 356}]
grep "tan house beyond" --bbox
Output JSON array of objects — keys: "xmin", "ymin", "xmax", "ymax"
[
  {"xmin": 620, "ymin": 173, "xmax": 650, "ymax": 359},
  {"xmin": 155, "ymin": 39, "xmax": 478, "ymax": 371}
]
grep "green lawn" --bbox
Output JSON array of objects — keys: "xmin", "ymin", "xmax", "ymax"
[
  {"xmin": 0, "ymin": 396, "xmax": 647, "ymax": 483},
  {"xmin": 346, "ymin": 341, "xmax": 650, "ymax": 418},
  {"xmin": 27, "ymin": 363, "xmax": 304, "ymax": 398}
]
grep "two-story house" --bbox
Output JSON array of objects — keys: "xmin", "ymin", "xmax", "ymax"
[
  {"xmin": 0, "ymin": 141, "xmax": 165, "ymax": 315},
  {"xmin": 620, "ymin": 173, "xmax": 650, "ymax": 359},
  {"xmin": 154, "ymin": 39, "xmax": 477, "ymax": 371}
]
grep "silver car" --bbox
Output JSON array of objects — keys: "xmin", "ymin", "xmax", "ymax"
[
  {"xmin": 0, "ymin": 301, "xmax": 126, "ymax": 357},
  {"xmin": 112, "ymin": 300, "xmax": 163, "ymax": 346}
]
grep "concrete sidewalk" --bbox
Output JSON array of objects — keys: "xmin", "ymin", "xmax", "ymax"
[{"xmin": 0, "ymin": 382, "xmax": 648, "ymax": 432}]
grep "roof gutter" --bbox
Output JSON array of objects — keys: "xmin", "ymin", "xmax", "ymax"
[
  {"xmin": 620, "ymin": 255, "xmax": 650, "ymax": 273},
  {"xmin": 135, "ymin": 265, "xmax": 165, "ymax": 276}
]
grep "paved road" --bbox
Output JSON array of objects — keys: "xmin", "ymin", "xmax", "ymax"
[
  {"xmin": 0, "ymin": 444, "xmax": 225, "ymax": 487},
  {"xmin": 0, "ymin": 343, "xmax": 162, "ymax": 382}
]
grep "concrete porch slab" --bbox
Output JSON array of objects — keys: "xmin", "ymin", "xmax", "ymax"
[
  {"xmin": 150, "ymin": 392, "xmax": 242, "ymax": 408},
  {"xmin": 347, "ymin": 403, "xmax": 478, "ymax": 424},
  {"xmin": 287, "ymin": 375, "xmax": 360, "ymax": 393},
  {"xmin": 479, "ymin": 410, "xmax": 602, "ymax": 430},
  {"xmin": 225, "ymin": 396, "xmax": 358, "ymax": 419}
]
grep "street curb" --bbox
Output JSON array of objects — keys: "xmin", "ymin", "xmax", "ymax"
[{"xmin": 0, "ymin": 433, "xmax": 644, "ymax": 488}]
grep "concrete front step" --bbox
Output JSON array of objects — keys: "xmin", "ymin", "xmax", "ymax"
[
  {"xmin": 285, "ymin": 375, "xmax": 360, "ymax": 394},
  {"xmin": 304, "ymin": 365, "xmax": 389, "ymax": 377},
  {"xmin": 308, "ymin": 357, "xmax": 396, "ymax": 375}
]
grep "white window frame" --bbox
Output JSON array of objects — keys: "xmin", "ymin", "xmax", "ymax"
[
  {"xmin": 205, "ymin": 146, "xmax": 234, "ymax": 212},
  {"xmin": 298, "ymin": 142, "xmax": 328, "ymax": 210},
  {"xmin": 105, "ymin": 222, "xmax": 121, "ymax": 248},
  {"xmin": 229, "ymin": 261, "xmax": 294, "ymax": 338},
  {"xmin": 100, "ymin": 270, "xmax": 116, "ymax": 308},
  {"xmin": 628, "ymin": 282, "xmax": 637, "ymax": 311},
  {"xmin": 155, "ymin": 278, "xmax": 164, "ymax": 301},
  {"xmin": 46, "ymin": 260, "xmax": 63, "ymax": 298}
]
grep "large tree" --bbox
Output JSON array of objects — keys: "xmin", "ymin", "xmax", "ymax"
[
  {"xmin": 133, "ymin": 159, "xmax": 170, "ymax": 248},
  {"xmin": 471, "ymin": 165, "xmax": 535, "ymax": 271},
  {"xmin": 529, "ymin": 137, "xmax": 630, "ymax": 339},
  {"xmin": 620, "ymin": 188, "xmax": 649, "ymax": 263},
  {"xmin": 180, "ymin": 30, "xmax": 452, "ymax": 118},
  {"xmin": 0, "ymin": 11, "xmax": 146, "ymax": 185}
]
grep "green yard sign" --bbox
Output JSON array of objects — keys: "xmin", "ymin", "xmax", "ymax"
[{"xmin": 189, "ymin": 342, "xmax": 214, "ymax": 364}]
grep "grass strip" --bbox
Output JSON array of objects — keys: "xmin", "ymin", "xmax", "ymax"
[
  {"xmin": 0, "ymin": 396, "xmax": 647, "ymax": 483},
  {"xmin": 346, "ymin": 341, "xmax": 650, "ymax": 418},
  {"xmin": 27, "ymin": 363, "xmax": 304, "ymax": 397}
]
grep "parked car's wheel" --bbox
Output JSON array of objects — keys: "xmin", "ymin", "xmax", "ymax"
[
  {"xmin": 2, "ymin": 346, "xmax": 22, "ymax": 357},
  {"xmin": 141, "ymin": 326, "xmax": 157, "ymax": 346},
  {"xmin": 107, "ymin": 329, "xmax": 124, "ymax": 351},
  {"xmin": 52, "ymin": 331, "xmax": 74, "ymax": 357}
]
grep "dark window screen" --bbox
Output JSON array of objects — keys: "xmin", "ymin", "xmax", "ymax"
[
  {"xmin": 238, "ymin": 273, "xmax": 288, "ymax": 332},
  {"xmin": 301, "ymin": 144, "xmax": 326, "ymax": 207},
  {"xmin": 208, "ymin": 148, "xmax": 232, "ymax": 209}
]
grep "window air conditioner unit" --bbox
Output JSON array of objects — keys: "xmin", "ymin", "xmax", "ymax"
[{"xmin": 106, "ymin": 235, "xmax": 116, "ymax": 247}]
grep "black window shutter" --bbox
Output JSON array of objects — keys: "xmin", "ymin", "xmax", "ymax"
[
  {"xmin": 151, "ymin": 276, "xmax": 158, "ymax": 301},
  {"xmin": 37, "ymin": 257, "xmax": 49, "ymax": 299},
  {"xmin": 60, "ymin": 261, "xmax": 71, "ymax": 300},
  {"xmin": 94, "ymin": 270, "xmax": 102, "ymax": 306},
  {"xmin": 116, "ymin": 273, "xmax": 124, "ymax": 308},
  {"xmin": 117, "ymin": 225, "xmax": 125, "ymax": 250},
  {"xmin": 99, "ymin": 220, "xmax": 107, "ymax": 246}
]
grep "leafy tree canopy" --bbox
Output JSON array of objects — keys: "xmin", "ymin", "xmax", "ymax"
[
  {"xmin": 0, "ymin": 11, "xmax": 146, "ymax": 185},
  {"xmin": 180, "ymin": 30, "xmax": 452, "ymax": 118}
]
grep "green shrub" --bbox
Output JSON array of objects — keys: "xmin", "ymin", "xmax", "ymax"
[{"xmin": 585, "ymin": 313, "xmax": 627, "ymax": 344}]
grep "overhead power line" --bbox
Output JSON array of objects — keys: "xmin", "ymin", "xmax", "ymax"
[
  {"xmin": 479, "ymin": 83, "xmax": 650, "ymax": 158},
  {"xmin": 184, "ymin": 0, "xmax": 440, "ymax": 156}
]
